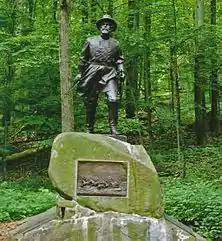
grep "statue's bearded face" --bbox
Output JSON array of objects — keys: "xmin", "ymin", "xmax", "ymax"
[{"xmin": 100, "ymin": 21, "xmax": 112, "ymax": 35}]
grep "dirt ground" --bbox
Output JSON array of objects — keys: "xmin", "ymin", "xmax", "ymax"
[{"xmin": 0, "ymin": 222, "xmax": 19, "ymax": 241}]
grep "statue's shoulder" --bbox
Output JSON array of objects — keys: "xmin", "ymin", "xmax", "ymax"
[
  {"xmin": 86, "ymin": 35, "xmax": 100, "ymax": 43},
  {"xmin": 110, "ymin": 37, "xmax": 120, "ymax": 46}
]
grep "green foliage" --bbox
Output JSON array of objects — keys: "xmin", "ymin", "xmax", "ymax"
[
  {"xmin": 153, "ymin": 104, "xmax": 175, "ymax": 135},
  {"xmin": 0, "ymin": 1, "xmax": 221, "ymax": 240},
  {"xmin": 32, "ymin": 139, "xmax": 54, "ymax": 149},
  {"xmin": 0, "ymin": 145, "xmax": 16, "ymax": 158},
  {"xmin": 13, "ymin": 115, "xmax": 61, "ymax": 140},
  {"xmin": 151, "ymin": 142, "xmax": 222, "ymax": 181},
  {"xmin": 0, "ymin": 177, "xmax": 56, "ymax": 221},
  {"xmin": 151, "ymin": 142, "xmax": 222, "ymax": 240},
  {"xmin": 162, "ymin": 178, "xmax": 222, "ymax": 240},
  {"xmin": 0, "ymin": 0, "xmax": 220, "ymax": 145}
]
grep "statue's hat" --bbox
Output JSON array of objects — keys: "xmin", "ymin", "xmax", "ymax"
[{"xmin": 96, "ymin": 15, "xmax": 117, "ymax": 31}]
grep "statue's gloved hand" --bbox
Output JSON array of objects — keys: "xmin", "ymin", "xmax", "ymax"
[
  {"xmin": 75, "ymin": 73, "xmax": 82, "ymax": 84},
  {"xmin": 119, "ymin": 69, "xmax": 125, "ymax": 79},
  {"xmin": 117, "ymin": 64, "xmax": 125, "ymax": 79}
]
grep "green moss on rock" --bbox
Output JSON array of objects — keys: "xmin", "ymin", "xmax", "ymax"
[{"xmin": 127, "ymin": 222, "xmax": 148, "ymax": 241}]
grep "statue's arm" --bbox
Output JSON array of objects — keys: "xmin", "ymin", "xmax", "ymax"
[
  {"xmin": 77, "ymin": 40, "xmax": 90, "ymax": 76},
  {"xmin": 116, "ymin": 45, "xmax": 125, "ymax": 79}
]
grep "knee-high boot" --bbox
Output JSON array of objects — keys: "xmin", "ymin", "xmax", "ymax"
[
  {"xmin": 85, "ymin": 104, "xmax": 96, "ymax": 133},
  {"xmin": 108, "ymin": 102, "xmax": 119, "ymax": 135}
]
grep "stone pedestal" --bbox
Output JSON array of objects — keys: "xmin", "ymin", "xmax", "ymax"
[
  {"xmin": 48, "ymin": 132, "xmax": 163, "ymax": 218},
  {"xmin": 10, "ymin": 201, "xmax": 205, "ymax": 241},
  {"xmin": 10, "ymin": 133, "xmax": 206, "ymax": 241}
]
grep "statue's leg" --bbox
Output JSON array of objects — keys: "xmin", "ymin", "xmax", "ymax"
[
  {"xmin": 108, "ymin": 101, "xmax": 119, "ymax": 135},
  {"xmin": 84, "ymin": 95, "xmax": 98, "ymax": 133},
  {"xmin": 104, "ymin": 80, "xmax": 119, "ymax": 135}
]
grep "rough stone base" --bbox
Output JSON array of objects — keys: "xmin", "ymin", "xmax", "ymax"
[
  {"xmin": 48, "ymin": 132, "xmax": 164, "ymax": 217},
  {"xmin": 10, "ymin": 203, "xmax": 205, "ymax": 241},
  {"xmin": 108, "ymin": 134, "xmax": 127, "ymax": 142}
]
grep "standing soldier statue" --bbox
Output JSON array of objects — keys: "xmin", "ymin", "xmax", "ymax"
[{"xmin": 76, "ymin": 15, "xmax": 125, "ymax": 135}]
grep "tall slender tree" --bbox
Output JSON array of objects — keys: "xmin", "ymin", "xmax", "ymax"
[
  {"xmin": 90, "ymin": 0, "xmax": 97, "ymax": 25},
  {"xmin": 108, "ymin": 0, "xmax": 113, "ymax": 16},
  {"xmin": 125, "ymin": 0, "xmax": 139, "ymax": 118},
  {"xmin": 81, "ymin": 0, "xmax": 88, "ymax": 24},
  {"xmin": 2, "ymin": 0, "xmax": 18, "ymax": 130},
  {"xmin": 144, "ymin": 3, "xmax": 153, "ymax": 144},
  {"xmin": 194, "ymin": 0, "xmax": 206, "ymax": 145},
  {"xmin": 210, "ymin": 0, "xmax": 219, "ymax": 134},
  {"xmin": 26, "ymin": 0, "xmax": 36, "ymax": 30},
  {"xmin": 170, "ymin": 0, "xmax": 183, "ymax": 169},
  {"xmin": 59, "ymin": 0, "xmax": 74, "ymax": 132},
  {"xmin": 53, "ymin": 0, "xmax": 58, "ymax": 21}
]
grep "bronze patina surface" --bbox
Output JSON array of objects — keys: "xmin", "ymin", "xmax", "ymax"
[
  {"xmin": 76, "ymin": 160, "xmax": 128, "ymax": 197},
  {"xmin": 75, "ymin": 15, "xmax": 125, "ymax": 135}
]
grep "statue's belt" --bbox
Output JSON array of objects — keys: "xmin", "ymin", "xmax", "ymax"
[{"xmin": 90, "ymin": 62, "xmax": 115, "ymax": 67}]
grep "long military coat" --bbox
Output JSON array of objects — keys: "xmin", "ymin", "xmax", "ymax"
[{"xmin": 76, "ymin": 35, "xmax": 124, "ymax": 97}]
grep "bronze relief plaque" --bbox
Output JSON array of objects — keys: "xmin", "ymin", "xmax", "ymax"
[{"xmin": 76, "ymin": 160, "xmax": 128, "ymax": 197}]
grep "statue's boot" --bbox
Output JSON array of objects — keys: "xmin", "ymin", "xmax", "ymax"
[
  {"xmin": 108, "ymin": 102, "xmax": 119, "ymax": 135},
  {"xmin": 85, "ymin": 104, "xmax": 96, "ymax": 133}
]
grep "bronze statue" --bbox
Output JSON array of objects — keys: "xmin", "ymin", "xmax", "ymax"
[{"xmin": 76, "ymin": 15, "xmax": 125, "ymax": 135}]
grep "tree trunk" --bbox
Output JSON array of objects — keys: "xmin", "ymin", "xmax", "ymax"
[
  {"xmin": 59, "ymin": 0, "xmax": 74, "ymax": 132},
  {"xmin": 53, "ymin": 0, "xmax": 58, "ymax": 21},
  {"xmin": 125, "ymin": 0, "xmax": 139, "ymax": 118},
  {"xmin": 144, "ymin": 6, "xmax": 153, "ymax": 144},
  {"xmin": 171, "ymin": 0, "xmax": 181, "ymax": 126},
  {"xmin": 210, "ymin": 0, "xmax": 219, "ymax": 134},
  {"xmin": 90, "ymin": 0, "xmax": 96, "ymax": 25},
  {"xmin": 27, "ymin": 0, "xmax": 36, "ymax": 30},
  {"xmin": 1, "ymin": 0, "xmax": 18, "ymax": 178},
  {"xmin": 194, "ymin": 0, "xmax": 206, "ymax": 145},
  {"xmin": 108, "ymin": 0, "xmax": 114, "ymax": 16},
  {"xmin": 6, "ymin": 146, "xmax": 50, "ymax": 162},
  {"xmin": 81, "ymin": 0, "xmax": 88, "ymax": 24},
  {"xmin": 171, "ymin": 0, "xmax": 183, "ymax": 172},
  {"xmin": 170, "ymin": 47, "xmax": 175, "ymax": 114}
]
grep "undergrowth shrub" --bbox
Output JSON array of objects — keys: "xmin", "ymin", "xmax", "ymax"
[
  {"xmin": 151, "ymin": 146, "xmax": 222, "ymax": 181},
  {"xmin": 0, "ymin": 178, "xmax": 56, "ymax": 221},
  {"xmin": 162, "ymin": 178, "xmax": 222, "ymax": 240}
]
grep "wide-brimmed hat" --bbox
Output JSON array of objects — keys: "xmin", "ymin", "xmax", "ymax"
[{"xmin": 96, "ymin": 15, "xmax": 117, "ymax": 31}]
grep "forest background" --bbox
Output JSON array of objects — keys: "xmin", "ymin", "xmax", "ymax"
[{"xmin": 0, "ymin": 0, "xmax": 221, "ymax": 240}]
